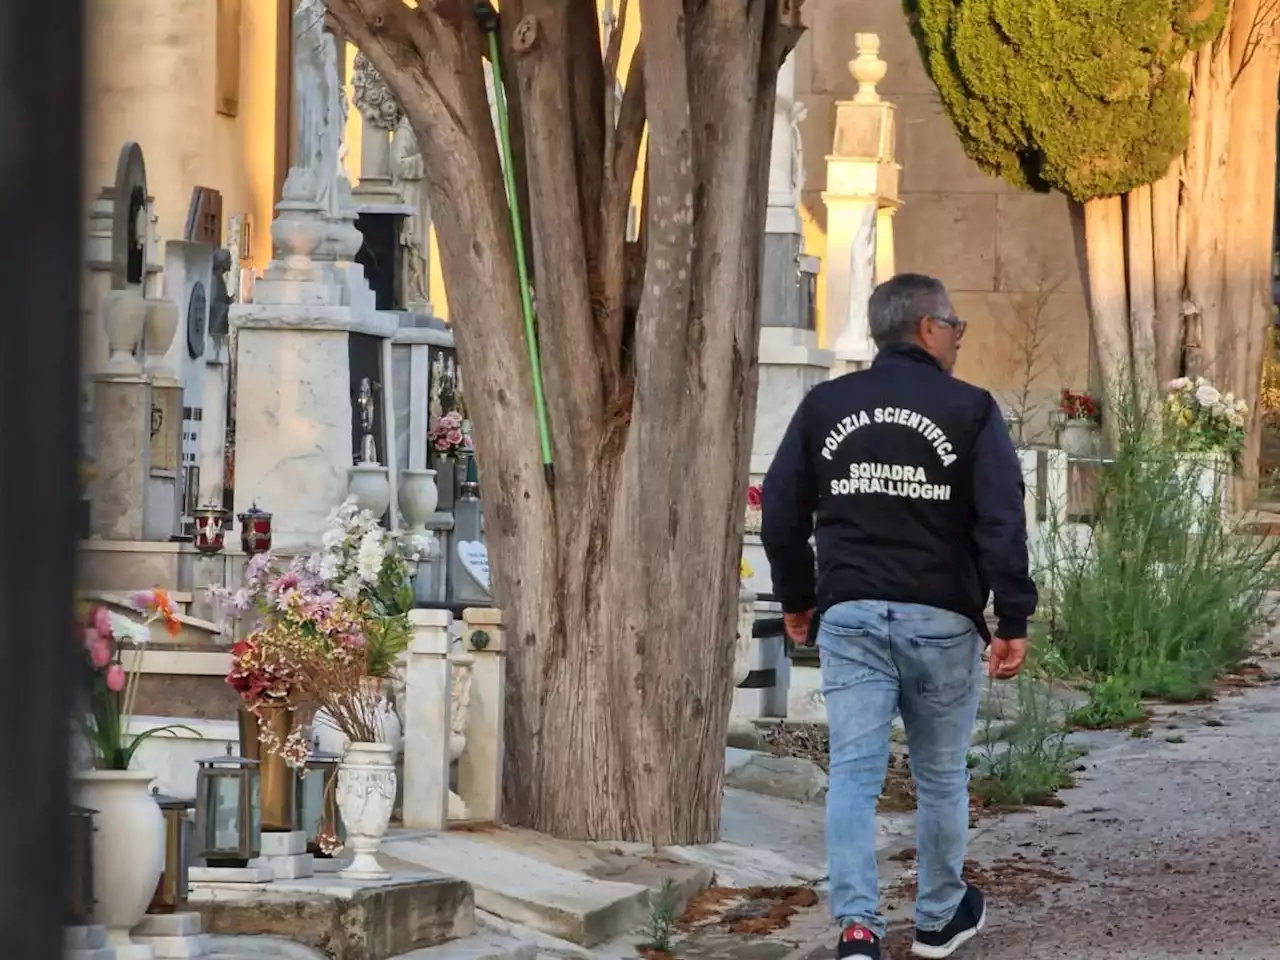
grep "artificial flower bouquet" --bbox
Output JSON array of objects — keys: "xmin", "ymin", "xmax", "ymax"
[
  {"xmin": 1058, "ymin": 388, "xmax": 1101, "ymax": 424},
  {"xmin": 428, "ymin": 410, "xmax": 472, "ymax": 457},
  {"xmin": 1163, "ymin": 377, "xmax": 1248, "ymax": 459},
  {"xmin": 79, "ymin": 590, "xmax": 193, "ymax": 770}
]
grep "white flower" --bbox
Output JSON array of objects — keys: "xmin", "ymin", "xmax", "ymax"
[
  {"xmin": 356, "ymin": 529, "xmax": 385, "ymax": 583},
  {"xmin": 1230, "ymin": 412, "xmax": 1246, "ymax": 428},
  {"xmin": 108, "ymin": 611, "xmax": 150, "ymax": 646},
  {"xmin": 1236, "ymin": 398, "xmax": 1250, "ymax": 414},
  {"xmin": 317, "ymin": 554, "xmax": 341, "ymax": 583},
  {"xmin": 1166, "ymin": 377, "xmax": 1190, "ymax": 391},
  {"xmin": 1195, "ymin": 383, "xmax": 1221, "ymax": 407}
]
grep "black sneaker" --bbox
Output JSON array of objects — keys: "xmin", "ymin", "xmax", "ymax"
[
  {"xmin": 911, "ymin": 884, "xmax": 985, "ymax": 958},
  {"xmin": 836, "ymin": 924, "xmax": 881, "ymax": 959}
]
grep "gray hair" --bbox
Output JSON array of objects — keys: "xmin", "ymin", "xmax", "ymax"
[{"xmin": 867, "ymin": 273, "xmax": 950, "ymax": 348}]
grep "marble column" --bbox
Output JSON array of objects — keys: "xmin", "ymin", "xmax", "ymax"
[
  {"xmin": 401, "ymin": 608, "xmax": 453, "ymax": 830},
  {"xmin": 823, "ymin": 34, "xmax": 901, "ymax": 377},
  {"xmin": 457, "ymin": 608, "xmax": 506, "ymax": 824}
]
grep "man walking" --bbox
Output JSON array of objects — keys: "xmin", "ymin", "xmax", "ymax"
[{"xmin": 761, "ymin": 273, "xmax": 1036, "ymax": 959}]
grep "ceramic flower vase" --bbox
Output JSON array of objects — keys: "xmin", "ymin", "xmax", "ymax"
[
  {"xmin": 337, "ymin": 741, "xmax": 397, "ymax": 880},
  {"xmin": 73, "ymin": 770, "xmax": 165, "ymax": 949}
]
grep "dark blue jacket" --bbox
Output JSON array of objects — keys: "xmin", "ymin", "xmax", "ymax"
[{"xmin": 761, "ymin": 343, "xmax": 1037, "ymax": 640}]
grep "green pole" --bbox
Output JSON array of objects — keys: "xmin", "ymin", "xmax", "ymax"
[{"xmin": 484, "ymin": 23, "xmax": 555, "ymax": 487}]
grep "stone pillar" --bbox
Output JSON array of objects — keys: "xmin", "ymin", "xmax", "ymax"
[
  {"xmin": 458, "ymin": 608, "xmax": 506, "ymax": 824},
  {"xmin": 824, "ymin": 34, "xmax": 901, "ymax": 376},
  {"xmin": 402, "ymin": 608, "xmax": 453, "ymax": 830},
  {"xmin": 875, "ymin": 206, "xmax": 897, "ymax": 285}
]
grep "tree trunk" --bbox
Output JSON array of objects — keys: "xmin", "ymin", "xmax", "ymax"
[
  {"xmin": 1223, "ymin": 0, "xmax": 1280, "ymax": 502},
  {"xmin": 1126, "ymin": 185, "xmax": 1159, "ymax": 408},
  {"xmin": 327, "ymin": 0, "xmax": 799, "ymax": 843},
  {"xmin": 1084, "ymin": 195, "xmax": 1131, "ymax": 445},
  {"xmin": 1150, "ymin": 161, "xmax": 1185, "ymax": 386}
]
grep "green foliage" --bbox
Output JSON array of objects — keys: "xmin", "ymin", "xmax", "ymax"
[
  {"xmin": 973, "ymin": 670, "xmax": 1076, "ymax": 807},
  {"xmin": 905, "ymin": 0, "xmax": 1228, "ymax": 200},
  {"xmin": 642, "ymin": 879, "xmax": 681, "ymax": 954},
  {"xmin": 1042, "ymin": 389, "xmax": 1277, "ymax": 726}
]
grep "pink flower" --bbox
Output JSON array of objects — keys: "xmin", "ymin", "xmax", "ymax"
[
  {"xmin": 446, "ymin": 429, "xmax": 464, "ymax": 445},
  {"xmin": 434, "ymin": 437, "xmax": 451, "ymax": 452},
  {"xmin": 89, "ymin": 634, "xmax": 112, "ymax": 669},
  {"xmin": 90, "ymin": 605, "xmax": 113, "ymax": 638},
  {"xmin": 129, "ymin": 589, "xmax": 157, "ymax": 611},
  {"xmin": 105, "ymin": 664, "xmax": 126, "ymax": 692},
  {"xmin": 273, "ymin": 571, "xmax": 300, "ymax": 592}
]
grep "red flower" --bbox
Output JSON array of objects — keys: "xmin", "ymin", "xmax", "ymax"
[{"xmin": 746, "ymin": 484, "xmax": 763, "ymax": 509}]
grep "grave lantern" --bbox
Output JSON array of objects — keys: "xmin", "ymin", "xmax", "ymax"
[
  {"xmin": 192, "ymin": 504, "xmax": 230, "ymax": 555},
  {"xmin": 67, "ymin": 804, "xmax": 97, "ymax": 927},
  {"xmin": 237, "ymin": 503, "xmax": 273, "ymax": 555},
  {"xmin": 294, "ymin": 752, "xmax": 344, "ymax": 856},
  {"xmin": 149, "ymin": 791, "xmax": 196, "ymax": 912},
  {"xmin": 194, "ymin": 751, "xmax": 262, "ymax": 868}
]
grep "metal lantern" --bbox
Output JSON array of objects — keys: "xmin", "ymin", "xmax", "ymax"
[
  {"xmin": 237, "ymin": 503, "xmax": 273, "ymax": 555},
  {"xmin": 194, "ymin": 751, "xmax": 262, "ymax": 868},
  {"xmin": 150, "ymin": 792, "xmax": 196, "ymax": 912},
  {"xmin": 192, "ymin": 504, "xmax": 230, "ymax": 555},
  {"xmin": 294, "ymin": 752, "xmax": 345, "ymax": 856},
  {"xmin": 67, "ymin": 804, "xmax": 97, "ymax": 927}
]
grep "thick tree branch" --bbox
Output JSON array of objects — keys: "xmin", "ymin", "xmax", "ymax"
[
  {"xmin": 599, "ymin": 49, "xmax": 646, "ymax": 394},
  {"xmin": 510, "ymin": 0, "xmax": 608, "ymax": 505}
]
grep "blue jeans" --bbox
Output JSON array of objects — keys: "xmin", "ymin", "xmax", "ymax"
[{"xmin": 820, "ymin": 600, "xmax": 982, "ymax": 937}]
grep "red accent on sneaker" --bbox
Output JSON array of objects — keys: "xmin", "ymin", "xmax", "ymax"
[{"xmin": 843, "ymin": 926, "xmax": 874, "ymax": 942}]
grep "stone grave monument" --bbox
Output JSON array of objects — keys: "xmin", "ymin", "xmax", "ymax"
[{"xmin": 229, "ymin": 0, "xmax": 398, "ymax": 552}]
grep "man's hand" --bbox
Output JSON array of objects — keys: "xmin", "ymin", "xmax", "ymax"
[
  {"xmin": 988, "ymin": 637, "xmax": 1028, "ymax": 679},
  {"xmin": 783, "ymin": 609, "xmax": 815, "ymax": 646}
]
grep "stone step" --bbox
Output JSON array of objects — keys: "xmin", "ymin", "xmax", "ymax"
[
  {"xmin": 381, "ymin": 833, "xmax": 651, "ymax": 947},
  {"xmin": 195, "ymin": 872, "xmax": 475, "ymax": 960}
]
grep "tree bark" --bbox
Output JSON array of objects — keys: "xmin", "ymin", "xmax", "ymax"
[
  {"xmin": 327, "ymin": 0, "xmax": 799, "ymax": 843},
  {"xmin": 1126, "ymin": 185, "xmax": 1159, "ymax": 408},
  {"xmin": 1084, "ymin": 195, "xmax": 1131, "ymax": 445},
  {"xmin": 1150, "ymin": 160, "xmax": 1185, "ymax": 385},
  {"xmin": 1223, "ymin": 0, "xmax": 1279, "ymax": 502}
]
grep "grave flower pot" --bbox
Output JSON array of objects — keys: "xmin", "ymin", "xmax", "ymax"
[
  {"xmin": 237, "ymin": 706, "xmax": 297, "ymax": 832},
  {"xmin": 337, "ymin": 741, "xmax": 397, "ymax": 881},
  {"xmin": 73, "ymin": 770, "xmax": 164, "ymax": 950},
  {"xmin": 1173, "ymin": 452, "xmax": 1230, "ymax": 531},
  {"xmin": 399, "ymin": 468, "xmax": 439, "ymax": 530},
  {"xmin": 1059, "ymin": 421, "xmax": 1100, "ymax": 458}
]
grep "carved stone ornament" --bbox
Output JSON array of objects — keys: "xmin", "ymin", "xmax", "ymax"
[{"xmin": 352, "ymin": 52, "xmax": 403, "ymax": 131}]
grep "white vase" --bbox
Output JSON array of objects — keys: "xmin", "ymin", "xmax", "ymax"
[
  {"xmin": 348, "ymin": 464, "xmax": 391, "ymax": 519},
  {"xmin": 143, "ymin": 298, "xmax": 180, "ymax": 378},
  {"xmin": 1174, "ymin": 452, "xmax": 1230, "ymax": 530},
  {"xmin": 101, "ymin": 289, "xmax": 147, "ymax": 375},
  {"xmin": 1059, "ymin": 421, "xmax": 1100, "ymax": 458},
  {"xmin": 73, "ymin": 770, "xmax": 164, "ymax": 949},
  {"xmin": 399, "ymin": 468, "xmax": 439, "ymax": 530},
  {"xmin": 337, "ymin": 742, "xmax": 397, "ymax": 881}
]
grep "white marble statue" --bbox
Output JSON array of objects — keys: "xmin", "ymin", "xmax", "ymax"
[
  {"xmin": 285, "ymin": 0, "xmax": 349, "ymax": 219},
  {"xmin": 789, "ymin": 100, "xmax": 808, "ymax": 202},
  {"xmin": 391, "ymin": 116, "xmax": 431, "ymax": 310}
]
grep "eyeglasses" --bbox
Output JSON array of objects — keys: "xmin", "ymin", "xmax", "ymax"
[{"xmin": 932, "ymin": 315, "xmax": 967, "ymax": 337}]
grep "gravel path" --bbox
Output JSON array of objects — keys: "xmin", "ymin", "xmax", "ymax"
[{"xmin": 774, "ymin": 665, "xmax": 1280, "ymax": 959}]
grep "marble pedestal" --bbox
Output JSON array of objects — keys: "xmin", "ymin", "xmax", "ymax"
[
  {"xmin": 132, "ymin": 913, "xmax": 209, "ymax": 959},
  {"xmin": 230, "ymin": 307, "xmax": 396, "ymax": 552},
  {"xmin": 250, "ymin": 830, "xmax": 313, "ymax": 880},
  {"xmin": 89, "ymin": 376, "xmax": 153, "ymax": 541}
]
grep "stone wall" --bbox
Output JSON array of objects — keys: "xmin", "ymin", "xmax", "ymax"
[
  {"xmin": 84, "ymin": 0, "xmax": 283, "ymax": 267},
  {"xmin": 795, "ymin": 0, "xmax": 1093, "ymax": 425}
]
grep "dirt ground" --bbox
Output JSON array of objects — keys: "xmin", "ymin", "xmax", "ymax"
[{"xmin": 684, "ymin": 664, "xmax": 1280, "ymax": 960}]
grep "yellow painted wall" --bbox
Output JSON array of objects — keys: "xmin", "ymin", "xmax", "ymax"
[{"xmin": 85, "ymin": 0, "xmax": 281, "ymax": 269}]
